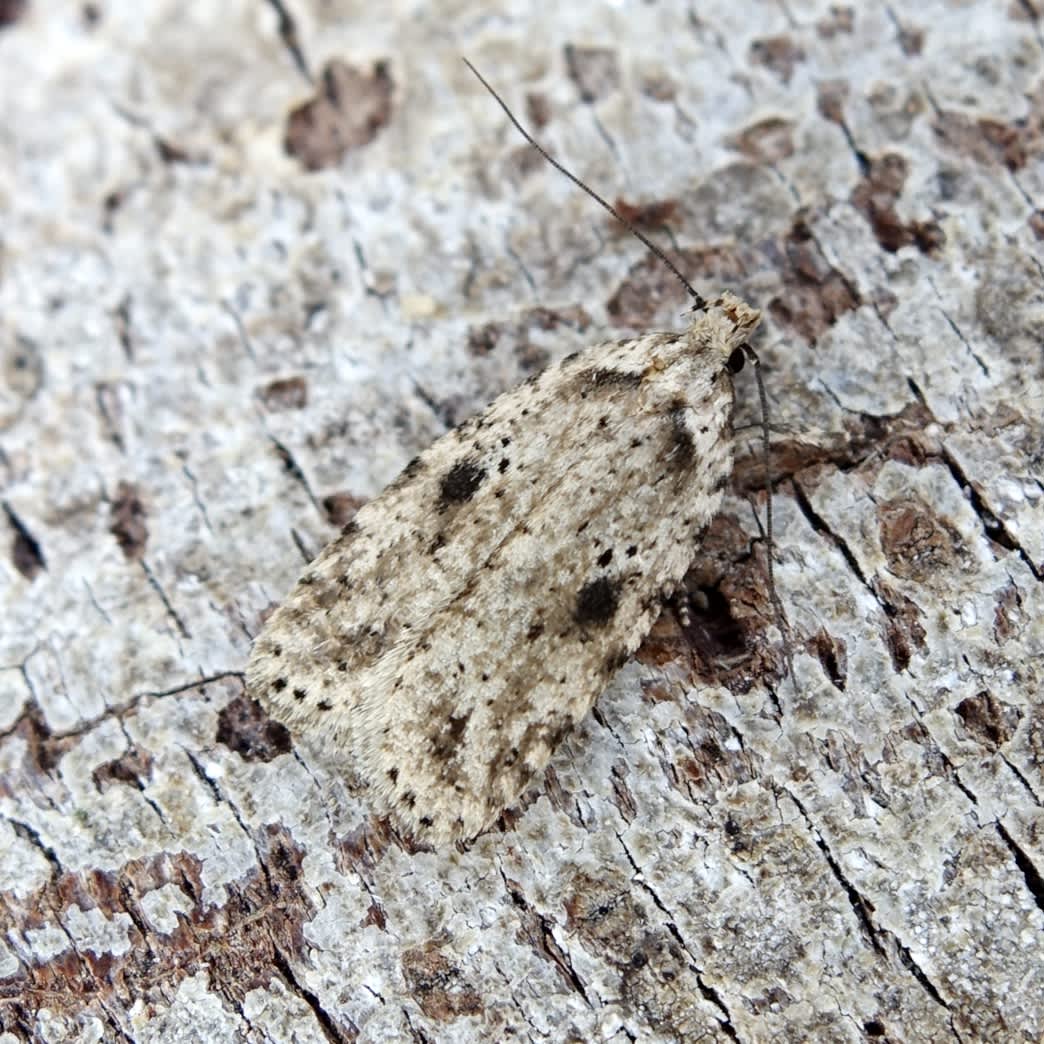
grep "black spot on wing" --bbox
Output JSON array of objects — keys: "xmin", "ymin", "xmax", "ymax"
[
  {"xmin": 575, "ymin": 576, "xmax": 619, "ymax": 626},
  {"xmin": 439, "ymin": 458, "xmax": 487, "ymax": 505},
  {"xmin": 583, "ymin": 368, "xmax": 642, "ymax": 388},
  {"xmin": 669, "ymin": 403, "xmax": 695, "ymax": 469},
  {"xmin": 573, "ymin": 368, "xmax": 642, "ymax": 399},
  {"xmin": 428, "ymin": 710, "xmax": 472, "ymax": 763}
]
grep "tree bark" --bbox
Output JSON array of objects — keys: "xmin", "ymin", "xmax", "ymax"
[{"xmin": 1, "ymin": 1, "xmax": 1042, "ymax": 1041}]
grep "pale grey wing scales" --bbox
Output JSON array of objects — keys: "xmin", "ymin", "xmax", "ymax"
[
  {"xmin": 247, "ymin": 295, "xmax": 759, "ymax": 844},
  {"xmin": 246, "ymin": 332, "xmax": 680, "ymax": 742},
  {"xmin": 352, "ymin": 342, "xmax": 738, "ymax": 843}
]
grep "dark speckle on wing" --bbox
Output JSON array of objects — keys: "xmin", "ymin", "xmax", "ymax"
[
  {"xmin": 574, "ymin": 576, "xmax": 619, "ymax": 626},
  {"xmin": 439, "ymin": 459, "xmax": 487, "ymax": 506}
]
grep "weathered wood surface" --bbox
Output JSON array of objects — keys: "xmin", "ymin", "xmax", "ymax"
[{"xmin": 1, "ymin": 1, "xmax": 1042, "ymax": 1040}]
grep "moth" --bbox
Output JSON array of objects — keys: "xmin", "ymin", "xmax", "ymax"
[{"xmin": 247, "ymin": 61, "xmax": 765, "ymax": 844}]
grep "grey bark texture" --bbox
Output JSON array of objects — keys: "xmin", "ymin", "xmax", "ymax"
[{"xmin": 1, "ymin": 1, "xmax": 1043, "ymax": 1041}]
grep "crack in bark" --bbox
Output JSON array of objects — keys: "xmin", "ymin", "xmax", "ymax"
[
  {"xmin": 267, "ymin": 435, "xmax": 322, "ymax": 517},
  {"xmin": 8, "ymin": 818, "xmax": 64, "ymax": 880},
  {"xmin": 499, "ymin": 867, "xmax": 592, "ymax": 1004},
  {"xmin": 140, "ymin": 559, "xmax": 190, "ymax": 640},
  {"xmin": 3, "ymin": 500, "xmax": 46, "ymax": 579},
  {"xmin": 181, "ymin": 464, "xmax": 213, "ymax": 534},
  {"xmin": 263, "ymin": 0, "xmax": 312, "ymax": 82},
  {"xmin": 614, "ymin": 832, "xmax": 740, "ymax": 1041},
  {"xmin": 0, "ymin": 671, "xmax": 245, "ymax": 747},
  {"xmin": 933, "ymin": 298, "xmax": 990, "ymax": 377},
  {"xmin": 938, "ymin": 447, "xmax": 1041, "ymax": 579},
  {"xmin": 273, "ymin": 949, "xmax": 358, "ymax": 1043},
  {"xmin": 995, "ymin": 821, "xmax": 1044, "ymax": 917},
  {"xmin": 221, "ymin": 300, "xmax": 257, "ymax": 361},
  {"xmin": 789, "ymin": 478, "xmax": 871, "ymax": 590},
  {"xmin": 785, "ymin": 788, "xmax": 954, "ymax": 1020}
]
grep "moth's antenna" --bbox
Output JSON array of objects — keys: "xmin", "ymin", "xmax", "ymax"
[
  {"xmin": 743, "ymin": 344, "xmax": 797, "ymax": 694},
  {"xmin": 463, "ymin": 58, "xmax": 707, "ymax": 311}
]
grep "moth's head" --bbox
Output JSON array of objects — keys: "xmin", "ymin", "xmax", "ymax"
[
  {"xmin": 701, "ymin": 291, "xmax": 761, "ymax": 340},
  {"xmin": 685, "ymin": 291, "xmax": 762, "ymax": 374}
]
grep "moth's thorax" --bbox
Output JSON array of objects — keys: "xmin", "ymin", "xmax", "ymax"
[{"xmin": 635, "ymin": 291, "xmax": 761, "ymax": 411}]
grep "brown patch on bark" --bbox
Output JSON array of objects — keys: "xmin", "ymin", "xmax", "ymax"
[
  {"xmin": 877, "ymin": 497, "xmax": 964, "ymax": 583},
  {"xmin": 467, "ymin": 305, "xmax": 592, "ymax": 363},
  {"xmin": 955, "ymin": 691, "xmax": 1021, "ymax": 750},
  {"xmin": 749, "ymin": 35, "xmax": 806, "ymax": 84},
  {"xmin": 608, "ymin": 762, "xmax": 637, "ymax": 824},
  {"xmin": 734, "ymin": 400, "xmax": 937, "ymax": 494},
  {"xmin": 564, "ymin": 869, "xmax": 705, "ymax": 1037},
  {"xmin": 640, "ymin": 72, "xmax": 677, "ymax": 102},
  {"xmin": 527, "ymin": 303, "xmax": 593, "ymax": 334},
  {"xmin": 816, "ymin": 80, "xmax": 848, "ymax": 124},
  {"xmin": 728, "ymin": 117, "xmax": 795, "ymax": 164},
  {"xmin": 0, "ymin": 831, "xmax": 319, "ymax": 1035},
  {"xmin": 1, "ymin": 702, "xmax": 70, "ymax": 784},
  {"xmin": 674, "ymin": 704, "xmax": 759, "ymax": 792},
  {"xmin": 2, "ymin": 331, "xmax": 43, "ymax": 430},
  {"xmin": 564, "ymin": 44, "xmax": 619, "ymax": 102},
  {"xmin": 993, "ymin": 582, "xmax": 1023, "ymax": 643},
  {"xmin": 322, "ymin": 491, "xmax": 365, "ymax": 528},
  {"xmin": 92, "ymin": 746, "xmax": 154, "ymax": 791},
  {"xmin": 334, "ymin": 817, "xmax": 397, "ymax": 880},
  {"xmin": 110, "ymin": 480, "xmax": 148, "ymax": 560},
  {"xmin": 611, "ymin": 196, "xmax": 679, "ymax": 230},
  {"xmin": 934, "ymin": 85, "xmax": 1044, "ymax": 172},
  {"xmin": 851, "ymin": 153, "xmax": 944, "ymax": 254},
  {"xmin": 400, "ymin": 942, "xmax": 484, "ymax": 1021},
  {"xmin": 285, "ymin": 59, "xmax": 393, "ymax": 171},
  {"xmin": 768, "ymin": 219, "xmax": 860, "ymax": 344},
  {"xmin": 807, "ymin": 630, "xmax": 848, "ymax": 691},
  {"xmin": 259, "ymin": 375, "xmax": 308, "ymax": 411},
  {"xmin": 894, "ymin": 20, "xmax": 924, "ymax": 55},
  {"xmin": 816, "ymin": 6, "xmax": 855, "ymax": 37},
  {"xmin": 502, "ymin": 874, "xmax": 589, "ymax": 996},
  {"xmin": 607, "ymin": 245, "xmax": 746, "ymax": 327},
  {"xmin": 0, "ymin": 0, "xmax": 27, "ymax": 27},
  {"xmin": 1025, "ymin": 703, "xmax": 1044, "ymax": 765},
  {"xmin": 638, "ymin": 518, "xmax": 786, "ymax": 696},
  {"xmin": 525, "ymin": 91, "xmax": 551, "ymax": 128},
  {"xmin": 216, "ymin": 696, "xmax": 292, "ymax": 762},
  {"xmin": 873, "ymin": 580, "xmax": 926, "ymax": 672}
]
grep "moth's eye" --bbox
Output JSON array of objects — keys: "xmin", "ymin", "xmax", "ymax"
[{"xmin": 726, "ymin": 348, "xmax": 746, "ymax": 374}]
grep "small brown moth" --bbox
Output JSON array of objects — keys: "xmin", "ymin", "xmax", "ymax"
[{"xmin": 247, "ymin": 61, "xmax": 775, "ymax": 844}]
